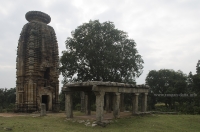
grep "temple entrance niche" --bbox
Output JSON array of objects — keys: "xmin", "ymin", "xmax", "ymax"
[
  {"xmin": 44, "ymin": 68, "xmax": 50, "ymax": 80},
  {"xmin": 42, "ymin": 95, "xmax": 49, "ymax": 111},
  {"xmin": 39, "ymin": 87, "xmax": 53, "ymax": 111}
]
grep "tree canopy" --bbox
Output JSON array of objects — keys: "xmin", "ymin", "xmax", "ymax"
[
  {"xmin": 196, "ymin": 60, "xmax": 200, "ymax": 74},
  {"xmin": 192, "ymin": 60, "xmax": 200, "ymax": 94},
  {"xmin": 145, "ymin": 69, "xmax": 187, "ymax": 94},
  {"xmin": 145, "ymin": 69, "xmax": 188, "ymax": 109},
  {"xmin": 0, "ymin": 88, "xmax": 16, "ymax": 111},
  {"xmin": 60, "ymin": 20, "xmax": 143, "ymax": 83}
]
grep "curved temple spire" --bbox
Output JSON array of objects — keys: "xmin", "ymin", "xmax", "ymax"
[{"xmin": 16, "ymin": 11, "xmax": 59, "ymax": 112}]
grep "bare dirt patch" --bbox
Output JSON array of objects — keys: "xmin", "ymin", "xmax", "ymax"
[
  {"xmin": 0, "ymin": 111, "xmax": 132, "ymax": 119},
  {"xmin": 0, "ymin": 113, "xmax": 28, "ymax": 117}
]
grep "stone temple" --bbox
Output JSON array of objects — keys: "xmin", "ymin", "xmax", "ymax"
[{"xmin": 15, "ymin": 11, "xmax": 59, "ymax": 112}]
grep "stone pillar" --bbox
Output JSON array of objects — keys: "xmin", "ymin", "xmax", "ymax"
[
  {"xmin": 80, "ymin": 92, "xmax": 85, "ymax": 112},
  {"xmin": 33, "ymin": 83, "xmax": 37, "ymax": 110},
  {"xmin": 54, "ymin": 84, "xmax": 60, "ymax": 112},
  {"xmin": 84, "ymin": 92, "xmax": 91, "ymax": 115},
  {"xmin": 105, "ymin": 93, "xmax": 111, "ymax": 113},
  {"xmin": 28, "ymin": 81, "xmax": 33, "ymax": 104},
  {"xmin": 28, "ymin": 80, "xmax": 34, "ymax": 111},
  {"xmin": 113, "ymin": 93, "xmax": 121, "ymax": 118},
  {"xmin": 132, "ymin": 93, "xmax": 139, "ymax": 115},
  {"xmin": 24, "ymin": 84, "xmax": 28, "ymax": 105},
  {"xmin": 65, "ymin": 92, "xmax": 73, "ymax": 118},
  {"xmin": 40, "ymin": 103, "xmax": 46, "ymax": 116},
  {"xmin": 120, "ymin": 93, "xmax": 125, "ymax": 112},
  {"xmin": 141, "ymin": 93, "xmax": 148, "ymax": 112},
  {"xmin": 15, "ymin": 86, "xmax": 18, "ymax": 106},
  {"xmin": 94, "ymin": 91, "xmax": 105, "ymax": 122}
]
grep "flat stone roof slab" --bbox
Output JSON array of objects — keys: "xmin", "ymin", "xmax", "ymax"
[{"xmin": 62, "ymin": 81, "xmax": 149, "ymax": 93}]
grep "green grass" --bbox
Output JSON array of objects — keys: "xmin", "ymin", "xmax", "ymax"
[{"xmin": 0, "ymin": 114, "xmax": 200, "ymax": 132}]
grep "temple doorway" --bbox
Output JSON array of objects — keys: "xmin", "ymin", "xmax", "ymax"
[{"xmin": 42, "ymin": 95, "xmax": 49, "ymax": 111}]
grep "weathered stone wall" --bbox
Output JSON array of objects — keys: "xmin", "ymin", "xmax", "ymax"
[{"xmin": 16, "ymin": 11, "xmax": 59, "ymax": 112}]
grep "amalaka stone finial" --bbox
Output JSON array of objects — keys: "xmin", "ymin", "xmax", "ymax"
[{"xmin": 25, "ymin": 11, "xmax": 51, "ymax": 24}]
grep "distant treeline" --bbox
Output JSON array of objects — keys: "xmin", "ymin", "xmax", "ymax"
[
  {"xmin": 0, "ymin": 88, "xmax": 16, "ymax": 112},
  {"xmin": 145, "ymin": 60, "xmax": 200, "ymax": 114}
]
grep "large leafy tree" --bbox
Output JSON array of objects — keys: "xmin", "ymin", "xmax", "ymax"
[
  {"xmin": 146, "ymin": 69, "xmax": 187, "ymax": 94},
  {"xmin": 145, "ymin": 69, "xmax": 187, "ymax": 108},
  {"xmin": 60, "ymin": 20, "xmax": 143, "ymax": 83},
  {"xmin": 192, "ymin": 74, "xmax": 200, "ymax": 93},
  {"xmin": 192, "ymin": 60, "xmax": 200, "ymax": 94},
  {"xmin": 196, "ymin": 60, "xmax": 200, "ymax": 74},
  {"xmin": 193, "ymin": 60, "xmax": 200, "ymax": 93},
  {"xmin": 186, "ymin": 71, "xmax": 194, "ymax": 93},
  {"xmin": 192, "ymin": 61, "xmax": 200, "ymax": 108}
]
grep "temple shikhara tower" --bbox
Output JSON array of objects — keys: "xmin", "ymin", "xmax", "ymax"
[{"xmin": 16, "ymin": 11, "xmax": 59, "ymax": 112}]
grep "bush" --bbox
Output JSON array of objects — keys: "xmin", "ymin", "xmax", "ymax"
[
  {"xmin": 75, "ymin": 104, "xmax": 81, "ymax": 111},
  {"xmin": 91, "ymin": 104, "xmax": 96, "ymax": 111},
  {"xmin": 153, "ymin": 101, "xmax": 200, "ymax": 114},
  {"xmin": 125, "ymin": 105, "xmax": 132, "ymax": 111},
  {"xmin": 193, "ymin": 106, "xmax": 200, "ymax": 114},
  {"xmin": 0, "ymin": 107, "xmax": 3, "ymax": 113},
  {"xmin": 7, "ymin": 103, "xmax": 15, "ymax": 112}
]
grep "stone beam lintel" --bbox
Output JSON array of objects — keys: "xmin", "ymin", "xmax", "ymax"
[
  {"xmin": 62, "ymin": 87, "xmax": 71, "ymax": 92},
  {"xmin": 92, "ymin": 85, "xmax": 148, "ymax": 93},
  {"xmin": 64, "ymin": 81, "xmax": 149, "ymax": 88},
  {"xmin": 62, "ymin": 82, "xmax": 149, "ymax": 94}
]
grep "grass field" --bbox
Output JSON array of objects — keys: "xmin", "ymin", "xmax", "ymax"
[{"xmin": 0, "ymin": 113, "xmax": 200, "ymax": 132}]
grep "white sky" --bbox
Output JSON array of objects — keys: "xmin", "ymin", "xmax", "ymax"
[{"xmin": 0, "ymin": 0, "xmax": 200, "ymax": 91}]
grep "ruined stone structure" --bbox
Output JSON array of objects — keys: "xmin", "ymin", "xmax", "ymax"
[
  {"xmin": 16, "ymin": 11, "xmax": 59, "ymax": 112},
  {"xmin": 62, "ymin": 81, "xmax": 149, "ymax": 122}
]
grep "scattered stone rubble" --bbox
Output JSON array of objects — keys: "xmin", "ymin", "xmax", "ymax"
[{"xmin": 65, "ymin": 118, "xmax": 114, "ymax": 127}]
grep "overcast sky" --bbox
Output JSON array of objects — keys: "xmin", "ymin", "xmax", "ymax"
[{"xmin": 0, "ymin": 0, "xmax": 200, "ymax": 90}]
